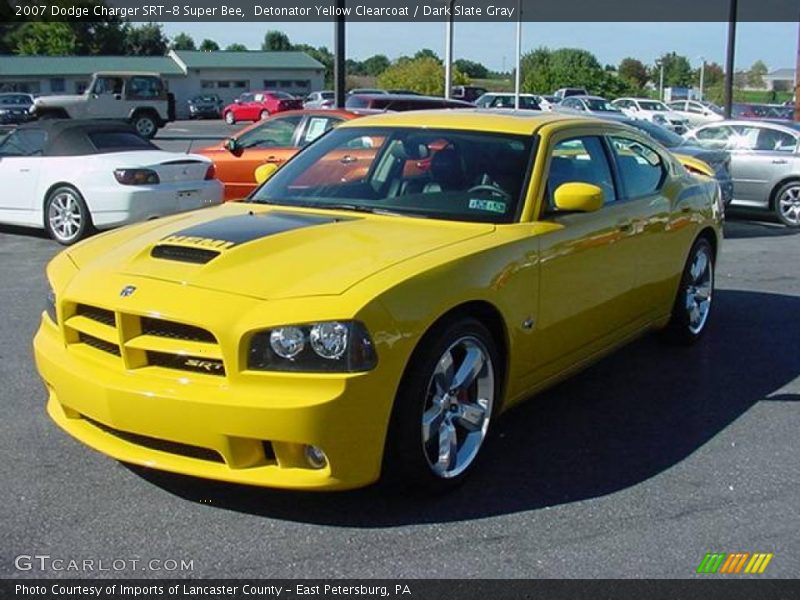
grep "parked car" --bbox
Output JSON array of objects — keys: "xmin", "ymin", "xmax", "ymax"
[
  {"xmin": 452, "ymin": 85, "xmax": 488, "ymax": 103},
  {"xmin": 731, "ymin": 103, "xmax": 793, "ymax": 121},
  {"xmin": 345, "ymin": 93, "xmax": 474, "ymax": 111},
  {"xmin": 198, "ymin": 109, "xmax": 365, "ymax": 201},
  {"xmin": 538, "ymin": 95, "xmax": 561, "ymax": 111},
  {"xmin": 612, "ymin": 98, "xmax": 690, "ymax": 134},
  {"xmin": 556, "ymin": 95, "xmax": 625, "ymax": 117},
  {"xmin": 667, "ymin": 100, "xmax": 723, "ymax": 127},
  {"xmin": 606, "ymin": 117, "xmax": 733, "ymax": 207},
  {"xmin": 475, "ymin": 93, "xmax": 541, "ymax": 110},
  {"xmin": 35, "ymin": 111, "xmax": 721, "ymax": 492},
  {"xmin": 30, "ymin": 72, "xmax": 173, "ymax": 139},
  {"xmin": 684, "ymin": 120, "xmax": 800, "ymax": 226},
  {"xmin": 187, "ymin": 93, "xmax": 223, "ymax": 119},
  {"xmin": 388, "ymin": 89, "xmax": 421, "ymax": 95},
  {"xmin": 222, "ymin": 91, "xmax": 303, "ymax": 124},
  {"xmin": 0, "ymin": 120, "xmax": 222, "ymax": 244},
  {"xmin": 553, "ymin": 87, "xmax": 589, "ymax": 100},
  {"xmin": 0, "ymin": 92, "xmax": 34, "ymax": 125},
  {"xmin": 303, "ymin": 91, "xmax": 335, "ymax": 109}
]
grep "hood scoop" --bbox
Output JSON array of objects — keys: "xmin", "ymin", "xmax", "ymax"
[{"xmin": 151, "ymin": 244, "xmax": 220, "ymax": 264}]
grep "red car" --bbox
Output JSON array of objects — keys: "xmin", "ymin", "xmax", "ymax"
[{"xmin": 222, "ymin": 91, "xmax": 303, "ymax": 124}]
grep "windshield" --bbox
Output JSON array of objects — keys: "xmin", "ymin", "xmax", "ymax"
[
  {"xmin": 624, "ymin": 119, "xmax": 684, "ymax": 148},
  {"xmin": 250, "ymin": 126, "xmax": 534, "ymax": 224},
  {"xmin": 638, "ymin": 101, "xmax": 670, "ymax": 112},
  {"xmin": 584, "ymin": 98, "xmax": 620, "ymax": 112},
  {"xmin": 192, "ymin": 95, "xmax": 218, "ymax": 103}
]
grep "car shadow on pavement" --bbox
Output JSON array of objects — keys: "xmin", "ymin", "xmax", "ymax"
[
  {"xmin": 723, "ymin": 216, "xmax": 800, "ymax": 239},
  {"xmin": 130, "ymin": 289, "xmax": 800, "ymax": 526}
]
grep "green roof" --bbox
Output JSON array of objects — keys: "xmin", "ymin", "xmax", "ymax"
[
  {"xmin": 0, "ymin": 55, "xmax": 184, "ymax": 77},
  {"xmin": 173, "ymin": 51, "xmax": 324, "ymax": 71}
]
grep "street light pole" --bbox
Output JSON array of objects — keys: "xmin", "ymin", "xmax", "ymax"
[
  {"xmin": 514, "ymin": 0, "xmax": 522, "ymax": 110},
  {"xmin": 659, "ymin": 62, "xmax": 664, "ymax": 100},
  {"xmin": 794, "ymin": 18, "xmax": 799, "ymax": 122},
  {"xmin": 699, "ymin": 56, "xmax": 706, "ymax": 101},
  {"xmin": 724, "ymin": 0, "xmax": 738, "ymax": 119},
  {"xmin": 444, "ymin": 0, "xmax": 455, "ymax": 99},
  {"xmin": 334, "ymin": 0, "xmax": 346, "ymax": 109}
]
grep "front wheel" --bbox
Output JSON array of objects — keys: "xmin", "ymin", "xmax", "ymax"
[
  {"xmin": 132, "ymin": 113, "xmax": 158, "ymax": 139},
  {"xmin": 663, "ymin": 237, "xmax": 715, "ymax": 344},
  {"xmin": 384, "ymin": 318, "xmax": 501, "ymax": 491},
  {"xmin": 224, "ymin": 111, "xmax": 236, "ymax": 125},
  {"xmin": 774, "ymin": 181, "xmax": 800, "ymax": 228},
  {"xmin": 44, "ymin": 186, "xmax": 93, "ymax": 245}
]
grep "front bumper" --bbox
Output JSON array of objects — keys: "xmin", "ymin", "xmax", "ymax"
[{"xmin": 34, "ymin": 309, "xmax": 392, "ymax": 490}]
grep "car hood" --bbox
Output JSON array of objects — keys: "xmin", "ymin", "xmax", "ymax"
[{"xmin": 66, "ymin": 203, "xmax": 495, "ymax": 300}]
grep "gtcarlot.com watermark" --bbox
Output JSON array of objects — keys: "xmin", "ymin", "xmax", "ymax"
[{"xmin": 14, "ymin": 554, "xmax": 194, "ymax": 573}]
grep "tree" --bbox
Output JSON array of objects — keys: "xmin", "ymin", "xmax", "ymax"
[
  {"xmin": 414, "ymin": 48, "xmax": 441, "ymax": 64},
  {"xmin": 362, "ymin": 54, "xmax": 391, "ymax": 77},
  {"xmin": 378, "ymin": 56, "xmax": 466, "ymax": 96},
  {"xmin": 653, "ymin": 52, "xmax": 693, "ymax": 87},
  {"xmin": 199, "ymin": 39, "xmax": 220, "ymax": 52},
  {"xmin": 695, "ymin": 62, "xmax": 724, "ymax": 88},
  {"xmin": 618, "ymin": 57, "xmax": 649, "ymax": 89},
  {"xmin": 746, "ymin": 60, "xmax": 769, "ymax": 88},
  {"xmin": 293, "ymin": 43, "xmax": 334, "ymax": 86},
  {"xmin": 454, "ymin": 59, "xmax": 488, "ymax": 80},
  {"xmin": 171, "ymin": 32, "xmax": 196, "ymax": 51},
  {"xmin": 12, "ymin": 22, "xmax": 76, "ymax": 55},
  {"xmin": 262, "ymin": 30, "xmax": 291, "ymax": 51},
  {"xmin": 520, "ymin": 47, "xmax": 635, "ymax": 98},
  {"xmin": 124, "ymin": 23, "xmax": 168, "ymax": 56},
  {"xmin": 225, "ymin": 43, "xmax": 248, "ymax": 52}
]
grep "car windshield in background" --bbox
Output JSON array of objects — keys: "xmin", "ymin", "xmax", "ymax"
[
  {"xmin": 585, "ymin": 98, "xmax": 620, "ymax": 112},
  {"xmin": 624, "ymin": 120, "xmax": 684, "ymax": 147},
  {"xmin": 271, "ymin": 91, "xmax": 294, "ymax": 99},
  {"xmin": 88, "ymin": 131, "xmax": 157, "ymax": 152},
  {"xmin": 193, "ymin": 95, "xmax": 218, "ymax": 103},
  {"xmin": 639, "ymin": 101, "xmax": 669, "ymax": 111},
  {"xmin": 250, "ymin": 126, "xmax": 534, "ymax": 224}
]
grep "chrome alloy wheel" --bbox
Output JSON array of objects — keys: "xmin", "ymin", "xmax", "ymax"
[
  {"xmin": 685, "ymin": 244, "xmax": 713, "ymax": 335},
  {"xmin": 47, "ymin": 190, "xmax": 83, "ymax": 243},
  {"xmin": 134, "ymin": 115, "xmax": 156, "ymax": 138},
  {"xmin": 778, "ymin": 184, "xmax": 800, "ymax": 226},
  {"xmin": 421, "ymin": 336, "xmax": 494, "ymax": 479}
]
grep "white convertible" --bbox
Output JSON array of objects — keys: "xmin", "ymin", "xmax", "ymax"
[{"xmin": 0, "ymin": 120, "xmax": 223, "ymax": 244}]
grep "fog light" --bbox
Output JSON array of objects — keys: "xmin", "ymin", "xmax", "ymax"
[{"xmin": 304, "ymin": 445, "xmax": 328, "ymax": 470}]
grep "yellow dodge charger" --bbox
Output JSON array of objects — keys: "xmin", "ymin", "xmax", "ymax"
[{"xmin": 34, "ymin": 111, "xmax": 722, "ymax": 491}]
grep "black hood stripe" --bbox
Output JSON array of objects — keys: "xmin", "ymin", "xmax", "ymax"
[{"xmin": 161, "ymin": 212, "xmax": 347, "ymax": 249}]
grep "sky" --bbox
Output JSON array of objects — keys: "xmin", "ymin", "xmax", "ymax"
[{"xmin": 160, "ymin": 21, "xmax": 798, "ymax": 73}]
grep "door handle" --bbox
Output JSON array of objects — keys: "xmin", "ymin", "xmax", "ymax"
[
  {"xmin": 339, "ymin": 155, "xmax": 358, "ymax": 164},
  {"xmin": 263, "ymin": 156, "xmax": 283, "ymax": 164}
]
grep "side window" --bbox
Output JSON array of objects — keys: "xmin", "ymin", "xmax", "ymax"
[
  {"xmin": 750, "ymin": 127, "xmax": 797, "ymax": 153},
  {"xmin": 236, "ymin": 115, "xmax": 303, "ymax": 149},
  {"xmin": 92, "ymin": 76, "xmax": 123, "ymax": 95},
  {"xmin": 126, "ymin": 76, "xmax": 163, "ymax": 100},
  {"xmin": 692, "ymin": 125, "xmax": 735, "ymax": 149},
  {"xmin": 300, "ymin": 116, "xmax": 342, "ymax": 146},
  {"xmin": 609, "ymin": 137, "xmax": 666, "ymax": 199},
  {"xmin": 687, "ymin": 102, "xmax": 705, "ymax": 114},
  {"xmin": 547, "ymin": 136, "xmax": 616, "ymax": 209},
  {"xmin": 0, "ymin": 129, "xmax": 46, "ymax": 156}
]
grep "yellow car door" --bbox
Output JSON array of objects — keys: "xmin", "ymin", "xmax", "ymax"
[{"xmin": 530, "ymin": 132, "xmax": 644, "ymax": 377}]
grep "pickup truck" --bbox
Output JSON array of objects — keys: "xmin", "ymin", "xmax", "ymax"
[{"xmin": 30, "ymin": 72, "xmax": 174, "ymax": 138}]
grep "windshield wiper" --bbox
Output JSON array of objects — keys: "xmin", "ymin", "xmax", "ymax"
[{"xmin": 314, "ymin": 203, "xmax": 427, "ymax": 218}]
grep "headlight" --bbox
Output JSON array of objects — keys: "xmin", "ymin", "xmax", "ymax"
[
  {"xmin": 114, "ymin": 168, "xmax": 160, "ymax": 185},
  {"xmin": 45, "ymin": 287, "xmax": 57, "ymax": 324},
  {"xmin": 248, "ymin": 321, "xmax": 377, "ymax": 372}
]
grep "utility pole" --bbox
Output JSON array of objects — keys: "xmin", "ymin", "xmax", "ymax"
[
  {"xmin": 334, "ymin": 0, "xmax": 346, "ymax": 108},
  {"xmin": 724, "ymin": 0, "xmax": 738, "ymax": 119},
  {"xmin": 444, "ymin": 0, "xmax": 455, "ymax": 99},
  {"xmin": 514, "ymin": 0, "xmax": 522, "ymax": 110},
  {"xmin": 699, "ymin": 57, "xmax": 706, "ymax": 101},
  {"xmin": 795, "ymin": 19, "xmax": 799, "ymax": 122},
  {"xmin": 658, "ymin": 62, "xmax": 664, "ymax": 100}
]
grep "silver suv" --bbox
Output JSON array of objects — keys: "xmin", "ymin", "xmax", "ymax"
[{"xmin": 30, "ymin": 72, "xmax": 173, "ymax": 138}]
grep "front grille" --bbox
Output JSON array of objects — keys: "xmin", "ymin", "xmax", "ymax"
[
  {"xmin": 76, "ymin": 304, "xmax": 116, "ymax": 327},
  {"xmin": 151, "ymin": 245, "xmax": 219, "ymax": 264},
  {"xmin": 146, "ymin": 351, "xmax": 225, "ymax": 376},
  {"xmin": 79, "ymin": 333, "xmax": 121, "ymax": 356},
  {"xmin": 83, "ymin": 416, "xmax": 224, "ymax": 463},
  {"xmin": 141, "ymin": 317, "xmax": 216, "ymax": 343}
]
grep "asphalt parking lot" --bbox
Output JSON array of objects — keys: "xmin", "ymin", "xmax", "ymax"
[{"xmin": 1, "ymin": 211, "xmax": 798, "ymax": 579}]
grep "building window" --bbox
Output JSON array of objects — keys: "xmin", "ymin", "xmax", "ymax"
[
  {"xmin": 50, "ymin": 78, "xmax": 66, "ymax": 93},
  {"xmin": 200, "ymin": 80, "xmax": 250, "ymax": 90},
  {"xmin": 75, "ymin": 80, "xmax": 89, "ymax": 94},
  {"xmin": 0, "ymin": 81, "xmax": 41, "ymax": 94}
]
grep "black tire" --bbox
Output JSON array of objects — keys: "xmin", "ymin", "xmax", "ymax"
[
  {"xmin": 44, "ymin": 185, "xmax": 93, "ymax": 245},
  {"xmin": 383, "ymin": 318, "xmax": 501, "ymax": 492},
  {"xmin": 224, "ymin": 111, "xmax": 236, "ymax": 125},
  {"xmin": 662, "ymin": 236, "xmax": 715, "ymax": 345},
  {"xmin": 131, "ymin": 112, "xmax": 158, "ymax": 139},
  {"xmin": 773, "ymin": 180, "xmax": 800, "ymax": 228}
]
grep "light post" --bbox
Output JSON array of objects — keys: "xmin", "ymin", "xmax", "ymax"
[
  {"xmin": 657, "ymin": 60, "xmax": 664, "ymax": 100},
  {"xmin": 444, "ymin": 0, "xmax": 455, "ymax": 99},
  {"xmin": 698, "ymin": 56, "xmax": 706, "ymax": 101},
  {"xmin": 514, "ymin": 0, "xmax": 522, "ymax": 109}
]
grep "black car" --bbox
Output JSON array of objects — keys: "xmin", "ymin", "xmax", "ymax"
[
  {"xmin": 0, "ymin": 93, "xmax": 34, "ymax": 125},
  {"xmin": 187, "ymin": 93, "xmax": 223, "ymax": 119}
]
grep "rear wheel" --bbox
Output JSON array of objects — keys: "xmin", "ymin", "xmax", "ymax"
[
  {"xmin": 224, "ymin": 111, "xmax": 236, "ymax": 125},
  {"xmin": 44, "ymin": 186, "xmax": 93, "ymax": 245},
  {"xmin": 774, "ymin": 181, "xmax": 800, "ymax": 227},
  {"xmin": 131, "ymin": 112, "xmax": 158, "ymax": 139},
  {"xmin": 663, "ymin": 237, "xmax": 714, "ymax": 344},
  {"xmin": 259, "ymin": 109, "xmax": 270, "ymax": 120},
  {"xmin": 384, "ymin": 318, "xmax": 500, "ymax": 491}
]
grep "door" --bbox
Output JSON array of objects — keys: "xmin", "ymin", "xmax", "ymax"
[
  {"xmin": 0, "ymin": 128, "xmax": 46, "ymax": 222},
  {"xmin": 216, "ymin": 114, "xmax": 304, "ymax": 199},
  {"xmin": 534, "ymin": 134, "xmax": 640, "ymax": 372},
  {"xmin": 86, "ymin": 75, "xmax": 124, "ymax": 118},
  {"xmin": 728, "ymin": 125, "xmax": 799, "ymax": 208}
]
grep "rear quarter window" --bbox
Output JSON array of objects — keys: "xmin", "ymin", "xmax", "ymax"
[{"xmin": 88, "ymin": 131, "xmax": 156, "ymax": 152}]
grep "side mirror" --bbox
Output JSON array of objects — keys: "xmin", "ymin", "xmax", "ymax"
[
  {"xmin": 254, "ymin": 162, "xmax": 279, "ymax": 184},
  {"xmin": 553, "ymin": 182, "xmax": 604, "ymax": 213},
  {"xmin": 224, "ymin": 138, "xmax": 240, "ymax": 153}
]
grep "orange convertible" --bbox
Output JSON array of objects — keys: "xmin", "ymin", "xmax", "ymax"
[{"xmin": 197, "ymin": 109, "xmax": 365, "ymax": 201}]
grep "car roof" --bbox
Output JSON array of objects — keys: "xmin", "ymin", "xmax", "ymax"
[
  {"xmin": 700, "ymin": 119, "xmax": 800, "ymax": 133},
  {"xmin": 94, "ymin": 71, "xmax": 161, "ymax": 78},
  {"xmin": 482, "ymin": 92, "xmax": 538, "ymax": 97},
  {"xmin": 337, "ymin": 109, "xmax": 619, "ymax": 135}
]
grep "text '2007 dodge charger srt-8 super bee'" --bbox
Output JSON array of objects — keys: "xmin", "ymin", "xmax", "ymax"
[{"xmin": 34, "ymin": 111, "xmax": 722, "ymax": 492}]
